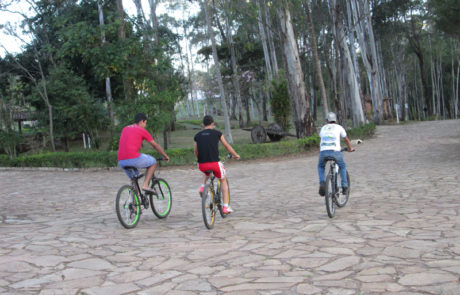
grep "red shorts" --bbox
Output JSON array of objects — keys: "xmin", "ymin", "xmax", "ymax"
[{"xmin": 198, "ymin": 162, "xmax": 226, "ymax": 179}]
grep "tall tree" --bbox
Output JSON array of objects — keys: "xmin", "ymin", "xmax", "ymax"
[
  {"xmin": 305, "ymin": 0, "xmax": 329, "ymax": 117},
  {"xmin": 203, "ymin": 0, "xmax": 233, "ymax": 142},
  {"xmin": 97, "ymin": 0, "xmax": 114, "ymax": 126},
  {"xmin": 276, "ymin": 0, "xmax": 314, "ymax": 137}
]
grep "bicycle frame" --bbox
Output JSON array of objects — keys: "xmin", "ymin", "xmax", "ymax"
[{"xmin": 327, "ymin": 161, "xmax": 339, "ymax": 197}]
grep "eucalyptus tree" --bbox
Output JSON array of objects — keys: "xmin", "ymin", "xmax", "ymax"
[
  {"xmin": 97, "ymin": 0, "xmax": 114, "ymax": 125},
  {"xmin": 348, "ymin": 0, "xmax": 384, "ymax": 124},
  {"xmin": 304, "ymin": 0, "xmax": 329, "ymax": 117},
  {"xmin": 275, "ymin": 0, "xmax": 314, "ymax": 137},
  {"xmin": 328, "ymin": 0, "xmax": 365, "ymax": 127},
  {"xmin": 203, "ymin": 0, "xmax": 233, "ymax": 142}
]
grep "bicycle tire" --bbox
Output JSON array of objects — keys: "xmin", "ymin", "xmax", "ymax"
[
  {"xmin": 325, "ymin": 174, "xmax": 335, "ymax": 218},
  {"xmin": 218, "ymin": 179, "xmax": 231, "ymax": 218},
  {"xmin": 335, "ymin": 171, "xmax": 350, "ymax": 208},
  {"xmin": 202, "ymin": 184, "xmax": 216, "ymax": 229},
  {"xmin": 116, "ymin": 185, "xmax": 141, "ymax": 229},
  {"xmin": 149, "ymin": 178, "xmax": 172, "ymax": 219}
]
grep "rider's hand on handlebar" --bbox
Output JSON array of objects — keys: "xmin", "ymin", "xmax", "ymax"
[
  {"xmin": 348, "ymin": 148, "xmax": 355, "ymax": 152},
  {"xmin": 163, "ymin": 155, "xmax": 170, "ymax": 162},
  {"xmin": 233, "ymin": 154, "xmax": 240, "ymax": 160}
]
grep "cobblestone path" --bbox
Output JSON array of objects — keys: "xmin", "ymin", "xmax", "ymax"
[{"xmin": 1, "ymin": 120, "xmax": 459, "ymax": 294}]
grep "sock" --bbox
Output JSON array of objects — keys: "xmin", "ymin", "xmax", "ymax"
[{"xmin": 223, "ymin": 203, "xmax": 228, "ymax": 207}]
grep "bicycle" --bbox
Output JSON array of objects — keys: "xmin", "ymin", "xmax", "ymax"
[
  {"xmin": 324, "ymin": 148, "xmax": 351, "ymax": 218},
  {"xmin": 115, "ymin": 157, "xmax": 172, "ymax": 229},
  {"xmin": 201, "ymin": 155, "xmax": 232, "ymax": 229}
]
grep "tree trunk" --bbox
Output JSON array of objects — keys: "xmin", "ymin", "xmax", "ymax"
[
  {"xmin": 98, "ymin": 0, "xmax": 114, "ymax": 126},
  {"xmin": 277, "ymin": 1, "xmax": 314, "ymax": 137},
  {"xmin": 330, "ymin": 0, "xmax": 365, "ymax": 127},
  {"xmin": 406, "ymin": 16, "xmax": 431, "ymax": 116},
  {"xmin": 349, "ymin": 0, "xmax": 384, "ymax": 124},
  {"xmin": 264, "ymin": 1, "xmax": 279, "ymax": 78},
  {"xmin": 204, "ymin": 0, "xmax": 233, "ymax": 142},
  {"xmin": 305, "ymin": 0, "xmax": 328, "ymax": 117},
  {"xmin": 226, "ymin": 13, "xmax": 244, "ymax": 127},
  {"xmin": 148, "ymin": 0, "xmax": 159, "ymax": 45}
]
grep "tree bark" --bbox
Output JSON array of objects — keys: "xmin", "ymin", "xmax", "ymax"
[
  {"xmin": 204, "ymin": 0, "xmax": 233, "ymax": 142},
  {"xmin": 329, "ymin": 0, "xmax": 365, "ymax": 127},
  {"xmin": 277, "ymin": 1, "xmax": 314, "ymax": 137},
  {"xmin": 349, "ymin": 0, "xmax": 384, "ymax": 124},
  {"xmin": 226, "ymin": 13, "xmax": 244, "ymax": 127},
  {"xmin": 305, "ymin": 0, "xmax": 329, "ymax": 117},
  {"xmin": 98, "ymin": 0, "xmax": 114, "ymax": 126}
]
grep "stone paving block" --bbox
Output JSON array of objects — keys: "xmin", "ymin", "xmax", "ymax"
[
  {"xmin": 81, "ymin": 282, "xmax": 140, "ymax": 295},
  {"xmin": 1, "ymin": 120, "xmax": 460, "ymax": 294}
]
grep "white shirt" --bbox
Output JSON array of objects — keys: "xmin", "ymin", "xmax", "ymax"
[{"xmin": 319, "ymin": 123, "xmax": 347, "ymax": 152}]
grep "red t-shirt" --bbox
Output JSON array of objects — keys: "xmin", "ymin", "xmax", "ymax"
[{"xmin": 117, "ymin": 124, "xmax": 154, "ymax": 161}]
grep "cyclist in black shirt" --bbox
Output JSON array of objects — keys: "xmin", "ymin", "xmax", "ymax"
[{"xmin": 194, "ymin": 115, "xmax": 240, "ymax": 213}]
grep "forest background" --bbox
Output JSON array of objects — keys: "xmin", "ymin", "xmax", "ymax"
[{"xmin": 0, "ymin": 0, "xmax": 458, "ymax": 166}]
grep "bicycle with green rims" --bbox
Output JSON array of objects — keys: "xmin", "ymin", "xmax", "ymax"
[
  {"xmin": 201, "ymin": 155, "xmax": 232, "ymax": 230},
  {"xmin": 324, "ymin": 148, "xmax": 351, "ymax": 218},
  {"xmin": 116, "ymin": 158, "xmax": 172, "ymax": 229}
]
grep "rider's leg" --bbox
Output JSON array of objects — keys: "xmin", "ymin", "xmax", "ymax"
[
  {"xmin": 317, "ymin": 151, "xmax": 329, "ymax": 196},
  {"xmin": 334, "ymin": 152, "xmax": 348, "ymax": 188},
  {"xmin": 142, "ymin": 162, "xmax": 158, "ymax": 190},
  {"xmin": 220, "ymin": 177, "xmax": 229, "ymax": 204},
  {"xmin": 317, "ymin": 152, "xmax": 327, "ymax": 184}
]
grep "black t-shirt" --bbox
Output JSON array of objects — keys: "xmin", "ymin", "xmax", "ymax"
[{"xmin": 194, "ymin": 129, "xmax": 222, "ymax": 163}]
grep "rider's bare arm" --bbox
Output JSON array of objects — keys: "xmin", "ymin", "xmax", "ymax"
[
  {"xmin": 149, "ymin": 140, "xmax": 170, "ymax": 162},
  {"xmin": 193, "ymin": 142, "xmax": 199, "ymax": 159},
  {"xmin": 344, "ymin": 137, "xmax": 354, "ymax": 152},
  {"xmin": 220, "ymin": 136, "xmax": 240, "ymax": 160}
]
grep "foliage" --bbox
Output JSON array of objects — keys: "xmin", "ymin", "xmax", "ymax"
[
  {"xmin": 0, "ymin": 129, "xmax": 23, "ymax": 159},
  {"xmin": 46, "ymin": 64, "xmax": 108, "ymax": 149},
  {"xmin": 427, "ymin": 0, "xmax": 460, "ymax": 38},
  {"xmin": 0, "ymin": 123, "xmax": 376, "ymax": 168},
  {"xmin": 346, "ymin": 123, "xmax": 376, "ymax": 139},
  {"xmin": 270, "ymin": 75, "xmax": 291, "ymax": 130}
]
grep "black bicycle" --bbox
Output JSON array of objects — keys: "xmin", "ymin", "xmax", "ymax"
[
  {"xmin": 201, "ymin": 155, "xmax": 232, "ymax": 229},
  {"xmin": 115, "ymin": 158, "xmax": 172, "ymax": 229},
  {"xmin": 324, "ymin": 148, "xmax": 351, "ymax": 218}
]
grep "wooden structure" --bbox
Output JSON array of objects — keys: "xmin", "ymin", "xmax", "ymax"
[{"xmin": 245, "ymin": 123, "xmax": 296, "ymax": 143}]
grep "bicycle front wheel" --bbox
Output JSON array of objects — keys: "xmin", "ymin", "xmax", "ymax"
[
  {"xmin": 202, "ymin": 184, "xmax": 216, "ymax": 229},
  {"xmin": 116, "ymin": 185, "xmax": 141, "ymax": 229},
  {"xmin": 325, "ymin": 174, "xmax": 335, "ymax": 218},
  {"xmin": 150, "ymin": 178, "xmax": 172, "ymax": 219},
  {"xmin": 218, "ymin": 179, "xmax": 231, "ymax": 218},
  {"xmin": 336, "ymin": 171, "xmax": 350, "ymax": 208}
]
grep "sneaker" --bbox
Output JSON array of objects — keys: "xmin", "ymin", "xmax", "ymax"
[
  {"xmin": 342, "ymin": 187, "xmax": 349, "ymax": 195},
  {"xmin": 319, "ymin": 182, "xmax": 325, "ymax": 196},
  {"xmin": 199, "ymin": 186, "xmax": 204, "ymax": 197},
  {"xmin": 222, "ymin": 206, "xmax": 233, "ymax": 214}
]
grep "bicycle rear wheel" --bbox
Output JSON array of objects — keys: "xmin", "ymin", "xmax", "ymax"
[
  {"xmin": 149, "ymin": 178, "xmax": 172, "ymax": 219},
  {"xmin": 325, "ymin": 174, "xmax": 335, "ymax": 218},
  {"xmin": 202, "ymin": 184, "xmax": 216, "ymax": 229},
  {"xmin": 335, "ymin": 171, "xmax": 350, "ymax": 208},
  {"xmin": 218, "ymin": 179, "xmax": 231, "ymax": 218},
  {"xmin": 116, "ymin": 185, "xmax": 141, "ymax": 229}
]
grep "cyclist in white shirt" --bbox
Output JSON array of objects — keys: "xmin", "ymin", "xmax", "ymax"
[{"xmin": 318, "ymin": 112, "xmax": 354, "ymax": 196}]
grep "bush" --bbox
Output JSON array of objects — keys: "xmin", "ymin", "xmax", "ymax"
[
  {"xmin": 0, "ymin": 124, "xmax": 371, "ymax": 168},
  {"xmin": 346, "ymin": 122, "xmax": 376, "ymax": 139}
]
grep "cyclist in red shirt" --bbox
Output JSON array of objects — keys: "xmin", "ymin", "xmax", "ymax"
[
  {"xmin": 194, "ymin": 115, "xmax": 240, "ymax": 214},
  {"xmin": 118, "ymin": 113, "xmax": 169, "ymax": 193}
]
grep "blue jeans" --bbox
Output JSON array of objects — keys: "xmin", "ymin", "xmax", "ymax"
[
  {"xmin": 318, "ymin": 150, "xmax": 348, "ymax": 188},
  {"xmin": 118, "ymin": 153, "xmax": 156, "ymax": 179}
]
